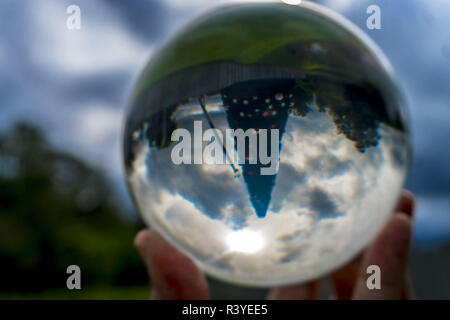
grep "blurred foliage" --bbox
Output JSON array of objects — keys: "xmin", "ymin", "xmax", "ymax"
[
  {"xmin": 0, "ymin": 123, "xmax": 148, "ymax": 297},
  {"xmin": 0, "ymin": 286, "xmax": 150, "ymax": 300}
]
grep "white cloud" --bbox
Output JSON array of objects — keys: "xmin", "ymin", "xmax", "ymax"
[
  {"xmin": 73, "ymin": 103, "xmax": 123, "ymax": 174},
  {"xmin": 323, "ymin": 0, "xmax": 355, "ymax": 12},
  {"xmin": 28, "ymin": 1, "xmax": 151, "ymax": 76},
  {"xmin": 77, "ymin": 104, "xmax": 122, "ymax": 147}
]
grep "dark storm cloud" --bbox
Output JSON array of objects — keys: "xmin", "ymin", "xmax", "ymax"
[
  {"xmin": 270, "ymin": 163, "xmax": 307, "ymax": 213},
  {"xmin": 308, "ymin": 187, "xmax": 342, "ymax": 220},
  {"xmin": 407, "ymin": 149, "xmax": 450, "ymax": 197},
  {"xmin": 100, "ymin": 0, "xmax": 169, "ymax": 43},
  {"xmin": 57, "ymin": 71, "xmax": 134, "ymax": 106}
]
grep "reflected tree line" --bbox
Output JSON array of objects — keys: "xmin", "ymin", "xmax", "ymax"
[
  {"xmin": 135, "ymin": 75, "xmax": 405, "ymax": 155},
  {"xmin": 128, "ymin": 75, "xmax": 405, "ymax": 219}
]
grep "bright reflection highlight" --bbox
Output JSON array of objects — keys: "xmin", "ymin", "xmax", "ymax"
[
  {"xmin": 282, "ymin": 0, "xmax": 302, "ymax": 5},
  {"xmin": 226, "ymin": 230, "xmax": 265, "ymax": 253}
]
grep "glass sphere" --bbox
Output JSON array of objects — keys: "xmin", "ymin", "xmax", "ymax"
[{"xmin": 123, "ymin": 2, "xmax": 411, "ymax": 287}]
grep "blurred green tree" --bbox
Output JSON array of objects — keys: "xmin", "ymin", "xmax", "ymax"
[{"xmin": 0, "ymin": 123, "xmax": 147, "ymax": 294}]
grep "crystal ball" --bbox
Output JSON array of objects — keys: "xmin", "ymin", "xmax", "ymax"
[{"xmin": 123, "ymin": 2, "xmax": 411, "ymax": 287}]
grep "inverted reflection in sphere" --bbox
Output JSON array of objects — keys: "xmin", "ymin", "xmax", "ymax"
[{"xmin": 123, "ymin": 2, "xmax": 411, "ymax": 287}]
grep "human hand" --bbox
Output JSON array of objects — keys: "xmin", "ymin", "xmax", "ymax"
[{"xmin": 134, "ymin": 190, "xmax": 415, "ymax": 300}]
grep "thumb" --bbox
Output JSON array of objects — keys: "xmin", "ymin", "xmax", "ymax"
[{"xmin": 134, "ymin": 229, "xmax": 210, "ymax": 300}]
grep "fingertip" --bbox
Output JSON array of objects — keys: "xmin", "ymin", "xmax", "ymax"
[
  {"xmin": 268, "ymin": 281, "xmax": 320, "ymax": 300},
  {"xmin": 388, "ymin": 212, "xmax": 413, "ymax": 257},
  {"xmin": 369, "ymin": 212, "xmax": 413, "ymax": 268},
  {"xmin": 134, "ymin": 229, "xmax": 210, "ymax": 300},
  {"xmin": 395, "ymin": 210, "xmax": 414, "ymax": 225},
  {"xmin": 395, "ymin": 189, "xmax": 416, "ymax": 218},
  {"xmin": 134, "ymin": 229, "xmax": 152, "ymax": 249},
  {"xmin": 331, "ymin": 254, "xmax": 363, "ymax": 300}
]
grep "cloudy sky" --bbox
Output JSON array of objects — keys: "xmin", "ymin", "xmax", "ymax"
[{"xmin": 0, "ymin": 0, "xmax": 449, "ymax": 245}]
